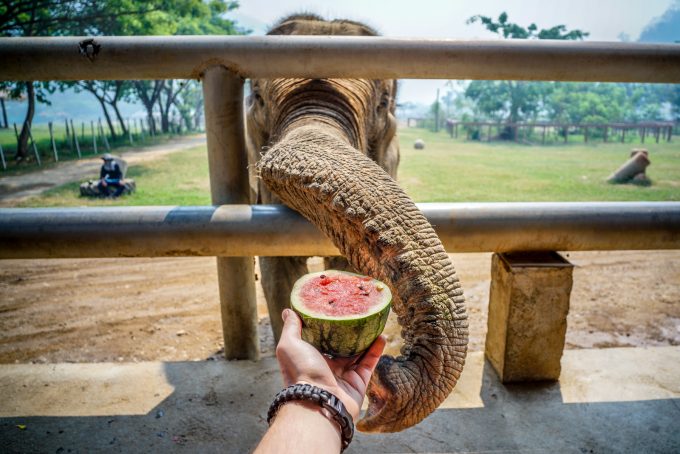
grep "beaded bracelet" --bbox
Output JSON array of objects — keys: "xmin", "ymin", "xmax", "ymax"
[{"xmin": 267, "ymin": 383, "xmax": 354, "ymax": 452}]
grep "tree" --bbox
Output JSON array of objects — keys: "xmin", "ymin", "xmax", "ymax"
[
  {"xmin": 115, "ymin": 0, "xmax": 247, "ymax": 133},
  {"xmin": 68, "ymin": 80, "xmax": 133, "ymax": 138},
  {"xmin": 467, "ymin": 12, "xmax": 588, "ymax": 40},
  {"xmin": 0, "ymin": 0, "xmax": 161, "ymax": 159},
  {"xmin": 172, "ymin": 80, "xmax": 204, "ymax": 131},
  {"xmin": 464, "ymin": 12, "xmax": 588, "ymax": 139}
]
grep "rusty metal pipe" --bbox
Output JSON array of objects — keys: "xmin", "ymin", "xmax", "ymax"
[
  {"xmin": 1, "ymin": 36, "xmax": 679, "ymax": 82},
  {"xmin": 0, "ymin": 202, "xmax": 678, "ymax": 258}
]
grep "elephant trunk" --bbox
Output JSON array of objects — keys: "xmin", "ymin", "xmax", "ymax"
[{"xmin": 258, "ymin": 119, "xmax": 468, "ymax": 432}]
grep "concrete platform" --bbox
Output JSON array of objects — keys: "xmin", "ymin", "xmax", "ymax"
[{"xmin": 1, "ymin": 347, "xmax": 679, "ymax": 453}]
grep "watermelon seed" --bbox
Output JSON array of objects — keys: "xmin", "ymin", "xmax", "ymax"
[
  {"xmin": 328, "ymin": 300, "xmax": 335, "ymax": 305},
  {"xmin": 320, "ymin": 274, "xmax": 326, "ymax": 279},
  {"xmin": 376, "ymin": 284, "xmax": 384, "ymax": 291},
  {"xmin": 358, "ymin": 284, "xmax": 365, "ymax": 290}
]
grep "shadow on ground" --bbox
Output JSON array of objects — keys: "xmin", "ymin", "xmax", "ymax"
[{"xmin": 2, "ymin": 348, "xmax": 679, "ymax": 453}]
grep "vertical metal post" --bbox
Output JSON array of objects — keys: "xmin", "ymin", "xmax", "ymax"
[{"xmin": 202, "ymin": 65, "xmax": 259, "ymax": 360}]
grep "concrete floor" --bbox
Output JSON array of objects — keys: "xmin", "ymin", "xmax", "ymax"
[{"xmin": 1, "ymin": 346, "xmax": 679, "ymax": 453}]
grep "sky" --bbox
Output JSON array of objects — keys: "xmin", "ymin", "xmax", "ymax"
[
  {"xmin": 230, "ymin": 0, "xmax": 678, "ymax": 104},
  {"xmin": 5, "ymin": 0, "xmax": 678, "ymax": 124}
]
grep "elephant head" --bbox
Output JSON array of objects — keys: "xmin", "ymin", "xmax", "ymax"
[{"xmin": 247, "ymin": 14, "xmax": 468, "ymax": 433}]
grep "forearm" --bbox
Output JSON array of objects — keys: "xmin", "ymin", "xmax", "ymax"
[{"xmin": 254, "ymin": 400, "xmax": 341, "ymax": 454}]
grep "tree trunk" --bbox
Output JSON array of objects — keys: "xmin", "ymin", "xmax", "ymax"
[
  {"xmin": 109, "ymin": 100, "xmax": 127, "ymax": 136},
  {"xmin": 134, "ymin": 80, "xmax": 163, "ymax": 134},
  {"xmin": 96, "ymin": 96, "xmax": 117, "ymax": 140},
  {"xmin": 157, "ymin": 95, "xmax": 169, "ymax": 133},
  {"xmin": 16, "ymin": 81, "xmax": 35, "ymax": 160},
  {"xmin": 1, "ymin": 97, "xmax": 8, "ymax": 129},
  {"xmin": 107, "ymin": 82, "xmax": 128, "ymax": 136}
]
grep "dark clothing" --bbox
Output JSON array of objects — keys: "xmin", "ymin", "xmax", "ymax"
[
  {"xmin": 100, "ymin": 161, "xmax": 123, "ymax": 180},
  {"xmin": 99, "ymin": 160, "xmax": 124, "ymax": 197}
]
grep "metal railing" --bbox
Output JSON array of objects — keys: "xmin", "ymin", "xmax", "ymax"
[
  {"xmin": 1, "ymin": 203, "xmax": 679, "ymax": 259},
  {"xmin": 1, "ymin": 36, "xmax": 679, "ymax": 359},
  {"xmin": 2, "ymin": 36, "xmax": 680, "ymax": 82}
]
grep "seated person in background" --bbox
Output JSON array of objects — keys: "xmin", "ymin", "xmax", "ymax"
[{"xmin": 99, "ymin": 153, "xmax": 124, "ymax": 197}]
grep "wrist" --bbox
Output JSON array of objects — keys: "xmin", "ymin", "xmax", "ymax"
[
  {"xmin": 294, "ymin": 380, "xmax": 358, "ymax": 420},
  {"xmin": 268, "ymin": 383, "xmax": 354, "ymax": 451},
  {"xmin": 278, "ymin": 400, "xmax": 342, "ymax": 437}
]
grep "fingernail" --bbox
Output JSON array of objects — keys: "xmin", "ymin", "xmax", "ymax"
[{"xmin": 282, "ymin": 309, "xmax": 289, "ymax": 321}]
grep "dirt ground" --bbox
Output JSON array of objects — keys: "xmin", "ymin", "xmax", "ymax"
[{"xmin": 1, "ymin": 250, "xmax": 678, "ymax": 364}]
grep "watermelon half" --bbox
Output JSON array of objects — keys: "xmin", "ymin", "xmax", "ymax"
[{"xmin": 291, "ymin": 270, "xmax": 392, "ymax": 357}]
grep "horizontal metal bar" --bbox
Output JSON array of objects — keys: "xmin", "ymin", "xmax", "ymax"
[
  {"xmin": 1, "ymin": 36, "xmax": 679, "ymax": 82},
  {"xmin": 0, "ymin": 202, "xmax": 678, "ymax": 259}
]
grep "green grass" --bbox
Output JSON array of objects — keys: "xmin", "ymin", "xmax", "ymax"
[
  {"xmin": 15, "ymin": 146, "xmax": 211, "ymax": 207},
  {"xmin": 398, "ymin": 128, "xmax": 680, "ymax": 202},
  {"xmin": 0, "ymin": 123, "xmax": 189, "ymax": 176},
  {"xmin": 11, "ymin": 127, "xmax": 680, "ymax": 208}
]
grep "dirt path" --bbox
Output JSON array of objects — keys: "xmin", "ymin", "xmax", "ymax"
[
  {"xmin": 0, "ymin": 133, "xmax": 677, "ymax": 363},
  {"xmin": 0, "ymin": 135, "xmax": 206, "ymax": 205},
  {"xmin": 1, "ymin": 251, "xmax": 678, "ymax": 364}
]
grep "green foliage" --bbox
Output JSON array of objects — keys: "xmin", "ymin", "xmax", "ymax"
[
  {"xmin": 466, "ymin": 12, "xmax": 589, "ymax": 40},
  {"xmin": 464, "ymin": 12, "xmax": 588, "ymax": 133},
  {"xmin": 463, "ymin": 11, "xmax": 675, "ymax": 128}
]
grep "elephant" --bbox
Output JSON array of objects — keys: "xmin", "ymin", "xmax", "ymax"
[{"xmin": 246, "ymin": 14, "xmax": 468, "ymax": 433}]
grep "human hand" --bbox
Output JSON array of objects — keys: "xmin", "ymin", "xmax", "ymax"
[
  {"xmin": 276, "ymin": 308, "xmax": 386, "ymax": 420},
  {"xmin": 101, "ymin": 180, "xmax": 107, "ymax": 187}
]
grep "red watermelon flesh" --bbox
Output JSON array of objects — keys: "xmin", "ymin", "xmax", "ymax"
[{"xmin": 298, "ymin": 274, "xmax": 385, "ymax": 318}]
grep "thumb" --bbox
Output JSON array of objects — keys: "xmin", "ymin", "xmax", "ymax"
[{"xmin": 281, "ymin": 308, "xmax": 302, "ymax": 340}]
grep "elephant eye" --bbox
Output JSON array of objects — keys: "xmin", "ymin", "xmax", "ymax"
[
  {"xmin": 254, "ymin": 92, "xmax": 264, "ymax": 108},
  {"xmin": 378, "ymin": 95, "xmax": 390, "ymax": 111}
]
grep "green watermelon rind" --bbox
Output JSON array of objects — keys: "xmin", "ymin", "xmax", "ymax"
[{"xmin": 290, "ymin": 270, "xmax": 392, "ymax": 357}]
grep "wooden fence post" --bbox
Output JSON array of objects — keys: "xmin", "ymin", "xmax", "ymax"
[
  {"xmin": 542, "ymin": 125, "xmax": 546, "ymax": 144},
  {"xmin": 127, "ymin": 119, "xmax": 134, "ymax": 145},
  {"xmin": 91, "ymin": 121, "xmax": 97, "ymax": 155},
  {"xmin": 70, "ymin": 119, "xmax": 81, "ymax": 158},
  {"xmin": 48, "ymin": 121, "xmax": 58, "ymax": 162},
  {"xmin": 64, "ymin": 119, "xmax": 73, "ymax": 152},
  {"xmin": 26, "ymin": 122, "xmax": 41, "ymax": 166}
]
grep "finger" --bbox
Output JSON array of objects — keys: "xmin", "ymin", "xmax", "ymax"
[
  {"xmin": 280, "ymin": 308, "xmax": 302, "ymax": 341},
  {"xmin": 353, "ymin": 335, "xmax": 386, "ymax": 385}
]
